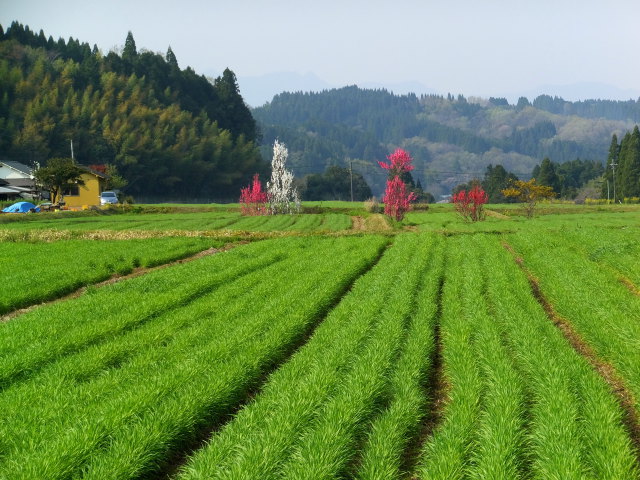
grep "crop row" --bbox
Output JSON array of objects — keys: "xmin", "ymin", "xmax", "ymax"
[
  {"xmin": 0, "ymin": 211, "xmax": 353, "ymax": 233},
  {"xmin": 176, "ymin": 233, "xmax": 445, "ymax": 479},
  {"xmin": 416, "ymin": 234, "xmax": 636, "ymax": 479},
  {"xmin": 506, "ymin": 228, "xmax": 640, "ymax": 412},
  {"xmin": 0, "ymin": 235, "xmax": 388, "ymax": 478},
  {"xmin": 0, "ymin": 237, "xmax": 228, "ymax": 315},
  {"xmin": 551, "ymin": 224, "xmax": 640, "ymax": 286}
]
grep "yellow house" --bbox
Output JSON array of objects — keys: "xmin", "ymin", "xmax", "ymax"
[{"xmin": 62, "ymin": 168, "xmax": 108, "ymax": 208}]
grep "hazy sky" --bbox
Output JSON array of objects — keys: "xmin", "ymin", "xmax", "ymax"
[{"xmin": 3, "ymin": 0, "xmax": 640, "ymax": 101}]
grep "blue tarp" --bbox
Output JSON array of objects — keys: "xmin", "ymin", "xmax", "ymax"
[{"xmin": 2, "ymin": 201, "xmax": 40, "ymax": 213}]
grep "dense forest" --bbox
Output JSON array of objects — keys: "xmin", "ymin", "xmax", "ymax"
[
  {"xmin": 254, "ymin": 87, "xmax": 639, "ymax": 197},
  {"xmin": 602, "ymin": 126, "xmax": 640, "ymax": 200},
  {"xmin": 3, "ymin": 21, "xmax": 638, "ymax": 202},
  {"xmin": 0, "ymin": 22, "xmax": 265, "ymax": 200}
]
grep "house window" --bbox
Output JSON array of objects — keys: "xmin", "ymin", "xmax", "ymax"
[{"xmin": 64, "ymin": 185, "xmax": 80, "ymax": 196}]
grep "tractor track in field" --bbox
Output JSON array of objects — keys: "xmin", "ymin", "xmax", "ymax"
[
  {"xmin": 502, "ymin": 240, "xmax": 640, "ymax": 465},
  {"xmin": 0, "ymin": 243, "xmax": 245, "ymax": 323},
  {"xmin": 152, "ymin": 240, "xmax": 392, "ymax": 480}
]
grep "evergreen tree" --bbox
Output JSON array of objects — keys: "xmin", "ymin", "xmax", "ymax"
[
  {"xmin": 166, "ymin": 46, "xmax": 178, "ymax": 69},
  {"xmin": 535, "ymin": 157, "xmax": 561, "ymax": 193},
  {"xmin": 303, "ymin": 165, "xmax": 371, "ymax": 201},
  {"xmin": 0, "ymin": 23, "xmax": 266, "ymax": 201},
  {"xmin": 482, "ymin": 164, "xmax": 519, "ymax": 203},
  {"xmin": 122, "ymin": 31, "xmax": 137, "ymax": 61},
  {"xmin": 618, "ymin": 126, "xmax": 640, "ymax": 198},
  {"xmin": 516, "ymin": 96, "xmax": 531, "ymax": 110},
  {"xmin": 214, "ymin": 68, "xmax": 258, "ymax": 141}
]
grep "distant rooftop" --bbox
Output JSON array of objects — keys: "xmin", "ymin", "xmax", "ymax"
[{"xmin": 0, "ymin": 160, "xmax": 33, "ymax": 176}]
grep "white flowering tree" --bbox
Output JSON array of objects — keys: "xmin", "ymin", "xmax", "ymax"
[{"xmin": 267, "ymin": 140, "xmax": 300, "ymax": 214}]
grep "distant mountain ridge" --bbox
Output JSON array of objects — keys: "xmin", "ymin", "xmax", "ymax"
[
  {"xmin": 253, "ymin": 86, "xmax": 640, "ymax": 197},
  {"xmin": 227, "ymin": 70, "xmax": 640, "ymax": 108}
]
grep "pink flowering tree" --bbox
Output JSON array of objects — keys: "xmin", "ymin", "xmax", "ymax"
[
  {"xmin": 378, "ymin": 148, "xmax": 415, "ymax": 177},
  {"xmin": 239, "ymin": 173, "xmax": 268, "ymax": 216},
  {"xmin": 451, "ymin": 185, "xmax": 488, "ymax": 221},
  {"xmin": 379, "ymin": 148, "xmax": 417, "ymax": 221}
]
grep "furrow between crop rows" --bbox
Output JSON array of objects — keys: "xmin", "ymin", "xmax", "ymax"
[
  {"xmin": 0, "ymin": 244, "xmax": 286, "ymax": 390},
  {"xmin": 156, "ymin": 235, "xmax": 391, "ymax": 478},
  {"xmin": 415, "ymin": 234, "xmax": 638, "ymax": 480},
  {"xmin": 485, "ymin": 235, "xmax": 637, "ymax": 479},
  {"xmin": 400, "ymin": 274, "xmax": 447, "ymax": 478},
  {"xmin": 0, "ymin": 237, "xmax": 230, "ymax": 316},
  {"xmin": 0, "ymin": 242, "xmax": 241, "ymax": 323},
  {"xmin": 174, "ymin": 233, "xmax": 443, "ymax": 480},
  {"xmin": 354, "ymin": 236, "xmax": 446, "ymax": 480},
  {"xmin": 0, "ymin": 235, "xmax": 389, "ymax": 478},
  {"xmin": 503, "ymin": 238, "xmax": 640, "ymax": 469}
]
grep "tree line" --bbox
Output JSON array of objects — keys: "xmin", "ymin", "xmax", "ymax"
[
  {"xmin": 457, "ymin": 158, "xmax": 605, "ymax": 204},
  {"xmin": 602, "ymin": 126, "xmax": 640, "ymax": 201},
  {"xmin": 254, "ymin": 87, "xmax": 610, "ymax": 198},
  {"xmin": 0, "ymin": 21, "xmax": 264, "ymax": 200}
]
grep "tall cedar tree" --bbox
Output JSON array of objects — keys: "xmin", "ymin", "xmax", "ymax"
[
  {"xmin": 535, "ymin": 157, "xmax": 561, "ymax": 194},
  {"xmin": 122, "ymin": 31, "xmax": 137, "ymax": 61},
  {"xmin": 166, "ymin": 46, "xmax": 178, "ymax": 69},
  {"xmin": 482, "ymin": 164, "xmax": 518, "ymax": 203},
  {"xmin": 617, "ymin": 126, "xmax": 640, "ymax": 198},
  {"xmin": 214, "ymin": 68, "xmax": 258, "ymax": 142}
]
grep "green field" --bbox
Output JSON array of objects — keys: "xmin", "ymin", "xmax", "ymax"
[{"xmin": 1, "ymin": 202, "xmax": 639, "ymax": 479}]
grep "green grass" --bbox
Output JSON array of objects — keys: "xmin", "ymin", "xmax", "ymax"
[
  {"xmin": 356, "ymin": 235, "xmax": 445, "ymax": 479},
  {"xmin": 416, "ymin": 233, "xmax": 638, "ymax": 479},
  {"xmin": 0, "ymin": 210, "xmax": 353, "ymax": 233},
  {"xmin": 1, "ymin": 204, "xmax": 639, "ymax": 478},
  {"xmin": 506, "ymin": 228, "xmax": 640, "ymax": 412},
  {"xmin": 0, "ymin": 235, "xmax": 388, "ymax": 478},
  {"xmin": 0, "ymin": 237, "xmax": 226, "ymax": 314},
  {"xmin": 483, "ymin": 234, "xmax": 637, "ymax": 479},
  {"xmin": 177, "ymin": 234, "xmax": 442, "ymax": 479}
]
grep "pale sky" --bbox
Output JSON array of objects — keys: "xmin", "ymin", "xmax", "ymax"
[{"xmin": 2, "ymin": 0, "xmax": 640, "ymax": 103}]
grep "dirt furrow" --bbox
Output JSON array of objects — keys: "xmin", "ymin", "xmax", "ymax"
[
  {"xmin": 0, "ymin": 243, "xmax": 243, "ymax": 323},
  {"xmin": 502, "ymin": 241, "xmax": 640, "ymax": 464}
]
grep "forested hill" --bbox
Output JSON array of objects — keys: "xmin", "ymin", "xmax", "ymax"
[
  {"xmin": 0, "ymin": 21, "xmax": 265, "ymax": 200},
  {"xmin": 253, "ymin": 87, "xmax": 640, "ymax": 197}
]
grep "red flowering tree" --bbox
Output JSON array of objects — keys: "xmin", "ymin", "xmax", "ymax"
[
  {"xmin": 378, "ymin": 148, "xmax": 415, "ymax": 177},
  {"xmin": 239, "ymin": 174, "xmax": 268, "ymax": 216},
  {"xmin": 380, "ymin": 148, "xmax": 417, "ymax": 221},
  {"xmin": 383, "ymin": 176, "xmax": 417, "ymax": 221},
  {"xmin": 452, "ymin": 185, "xmax": 488, "ymax": 221}
]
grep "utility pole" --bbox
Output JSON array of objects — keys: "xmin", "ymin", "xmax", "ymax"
[
  {"xmin": 611, "ymin": 160, "xmax": 617, "ymax": 204},
  {"xmin": 70, "ymin": 139, "xmax": 74, "ymax": 161},
  {"xmin": 349, "ymin": 158, "xmax": 354, "ymax": 202}
]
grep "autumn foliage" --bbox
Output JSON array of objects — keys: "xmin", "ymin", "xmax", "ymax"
[
  {"xmin": 452, "ymin": 185, "xmax": 488, "ymax": 222},
  {"xmin": 380, "ymin": 148, "xmax": 417, "ymax": 221},
  {"xmin": 239, "ymin": 174, "xmax": 268, "ymax": 216}
]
